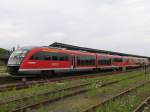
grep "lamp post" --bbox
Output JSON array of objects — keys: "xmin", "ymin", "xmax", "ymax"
[{"xmin": 144, "ymin": 64, "xmax": 147, "ymax": 81}]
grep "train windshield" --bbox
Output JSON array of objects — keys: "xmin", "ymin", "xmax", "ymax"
[
  {"xmin": 10, "ymin": 50, "xmax": 27, "ymax": 58},
  {"xmin": 8, "ymin": 50, "xmax": 28, "ymax": 65}
]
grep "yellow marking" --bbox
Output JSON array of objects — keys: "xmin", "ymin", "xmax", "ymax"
[{"xmin": 42, "ymin": 49, "xmax": 60, "ymax": 52}]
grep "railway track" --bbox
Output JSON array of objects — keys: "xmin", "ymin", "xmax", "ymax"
[
  {"xmin": 0, "ymin": 75, "xmax": 18, "ymax": 84},
  {"xmin": 133, "ymin": 96, "xmax": 150, "ymax": 112},
  {"xmin": 0, "ymin": 68, "xmax": 144, "ymax": 92},
  {"xmin": 0, "ymin": 79, "xmax": 47, "ymax": 92},
  {"xmin": 0, "ymin": 71, "xmax": 143, "ymax": 112},
  {"xmin": 81, "ymin": 81, "xmax": 150, "ymax": 112}
]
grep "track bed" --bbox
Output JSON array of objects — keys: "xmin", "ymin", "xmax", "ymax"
[{"xmin": 0, "ymin": 69, "xmax": 149, "ymax": 112}]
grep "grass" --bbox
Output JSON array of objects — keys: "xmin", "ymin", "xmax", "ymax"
[
  {"xmin": 87, "ymin": 73, "xmax": 150, "ymax": 98},
  {"xmin": 0, "ymin": 48, "xmax": 8, "ymax": 53},
  {"xmin": 0, "ymin": 70, "xmax": 145, "ymax": 111},
  {"xmin": 0, "ymin": 66, "xmax": 7, "ymax": 73},
  {"xmin": 31, "ymin": 70, "xmax": 150, "ymax": 112},
  {"xmin": 0, "ymin": 70, "xmax": 143, "ymax": 102},
  {"xmin": 95, "ymin": 83, "xmax": 150, "ymax": 112}
]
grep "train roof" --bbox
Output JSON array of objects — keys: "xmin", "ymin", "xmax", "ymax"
[
  {"xmin": 18, "ymin": 46, "xmax": 95, "ymax": 56},
  {"xmin": 50, "ymin": 42, "xmax": 150, "ymax": 59}
]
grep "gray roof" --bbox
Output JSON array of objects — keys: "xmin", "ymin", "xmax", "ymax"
[{"xmin": 50, "ymin": 42, "xmax": 150, "ymax": 59}]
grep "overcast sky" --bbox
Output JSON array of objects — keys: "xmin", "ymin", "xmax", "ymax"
[{"xmin": 0, "ymin": 0, "xmax": 150, "ymax": 56}]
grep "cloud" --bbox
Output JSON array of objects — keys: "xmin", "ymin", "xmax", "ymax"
[{"xmin": 0, "ymin": 0, "xmax": 150, "ymax": 56}]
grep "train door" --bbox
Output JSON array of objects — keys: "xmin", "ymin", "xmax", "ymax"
[{"xmin": 72, "ymin": 55, "xmax": 76, "ymax": 68}]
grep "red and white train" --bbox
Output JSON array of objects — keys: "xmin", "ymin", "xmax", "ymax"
[{"xmin": 7, "ymin": 46, "xmax": 149, "ymax": 76}]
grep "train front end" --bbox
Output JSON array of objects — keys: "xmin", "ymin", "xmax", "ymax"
[{"xmin": 7, "ymin": 49, "xmax": 28, "ymax": 75}]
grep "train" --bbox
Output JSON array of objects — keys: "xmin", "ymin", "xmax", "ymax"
[{"xmin": 7, "ymin": 46, "xmax": 149, "ymax": 77}]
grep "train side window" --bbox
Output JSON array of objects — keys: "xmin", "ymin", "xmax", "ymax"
[
  {"xmin": 99, "ymin": 58, "xmax": 111, "ymax": 65},
  {"xmin": 30, "ymin": 52, "xmax": 45, "ymax": 60},
  {"xmin": 44, "ymin": 52, "xmax": 51, "ymax": 60},
  {"xmin": 52, "ymin": 56, "xmax": 58, "ymax": 61},
  {"xmin": 77, "ymin": 56, "xmax": 81, "ymax": 65},
  {"xmin": 64, "ymin": 56, "xmax": 69, "ymax": 61},
  {"xmin": 30, "ymin": 51, "xmax": 69, "ymax": 61},
  {"xmin": 123, "ymin": 58, "xmax": 129, "ymax": 62},
  {"xmin": 80, "ymin": 57, "xmax": 83, "ymax": 65},
  {"xmin": 113, "ymin": 58, "xmax": 123, "ymax": 62},
  {"xmin": 77, "ymin": 56, "xmax": 95, "ymax": 66},
  {"xmin": 57, "ymin": 53, "xmax": 69, "ymax": 61},
  {"xmin": 51, "ymin": 53, "xmax": 69, "ymax": 61},
  {"xmin": 59, "ymin": 56, "xmax": 65, "ymax": 61},
  {"xmin": 44, "ymin": 56, "xmax": 51, "ymax": 60},
  {"xmin": 91, "ymin": 59, "xmax": 95, "ymax": 65}
]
